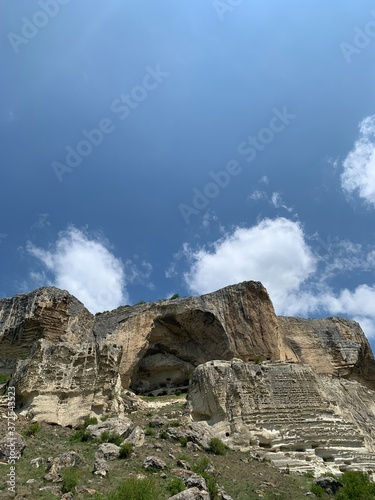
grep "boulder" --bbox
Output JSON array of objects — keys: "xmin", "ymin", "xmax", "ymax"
[
  {"xmin": 168, "ymin": 487, "xmax": 210, "ymax": 499},
  {"xmin": 123, "ymin": 426, "xmax": 145, "ymax": 447},
  {"xmin": 0, "ymin": 432, "xmax": 25, "ymax": 461},
  {"xmin": 314, "ymin": 477, "xmax": 343, "ymax": 495},
  {"xmin": 143, "ymin": 456, "xmax": 168, "ymax": 470},
  {"xmin": 95, "ymin": 443, "xmax": 120, "ymax": 461},
  {"xmin": 85, "ymin": 416, "xmax": 134, "ymax": 440}
]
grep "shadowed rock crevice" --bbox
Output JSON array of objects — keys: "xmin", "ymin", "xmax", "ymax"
[{"xmin": 130, "ymin": 310, "xmax": 230, "ymax": 395}]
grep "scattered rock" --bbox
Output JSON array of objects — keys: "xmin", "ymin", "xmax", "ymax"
[
  {"xmin": 44, "ymin": 462, "xmax": 62, "ymax": 482},
  {"xmin": 30, "ymin": 457, "xmax": 44, "ymax": 468},
  {"xmin": 95, "ymin": 443, "xmax": 120, "ymax": 461},
  {"xmin": 123, "ymin": 426, "xmax": 145, "ymax": 447},
  {"xmin": 168, "ymin": 487, "xmax": 210, "ymax": 499},
  {"xmin": 0, "ymin": 432, "xmax": 26, "ymax": 460},
  {"xmin": 86, "ymin": 416, "xmax": 134, "ymax": 440},
  {"xmin": 93, "ymin": 458, "xmax": 109, "ymax": 477},
  {"xmin": 314, "ymin": 476, "xmax": 343, "ymax": 495},
  {"xmin": 177, "ymin": 459, "xmax": 191, "ymax": 470},
  {"xmin": 61, "ymin": 493, "xmax": 74, "ymax": 500},
  {"xmin": 217, "ymin": 487, "xmax": 234, "ymax": 500},
  {"xmin": 185, "ymin": 474, "xmax": 207, "ymax": 491},
  {"xmin": 26, "ymin": 478, "xmax": 36, "ymax": 484},
  {"xmin": 143, "ymin": 456, "xmax": 168, "ymax": 470}
]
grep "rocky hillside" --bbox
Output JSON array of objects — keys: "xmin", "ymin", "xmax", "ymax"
[{"xmin": 1, "ymin": 281, "xmax": 375, "ymax": 497}]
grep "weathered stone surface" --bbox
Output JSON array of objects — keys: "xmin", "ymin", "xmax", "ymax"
[
  {"xmin": 95, "ymin": 443, "xmax": 120, "ymax": 461},
  {"xmin": 93, "ymin": 281, "xmax": 282, "ymax": 393},
  {"xmin": 185, "ymin": 474, "xmax": 207, "ymax": 491},
  {"xmin": 168, "ymin": 487, "xmax": 210, "ymax": 499},
  {"xmin": 0, "ymin": 282, "xmax": 282, "ymax": 422},
  {"xmin": 44, "ymin": 451, "xmax": 81, "ymax": 482},
  {"xmin": 85, "ymin": 416, "xmax": 134, "ymax": 440},
  {"xmin": 314, "ymin": 476, "xmax": 343, "ymax": 495},
  {"xmin": 93, "ymin": 457, "xmax": 109, "ymax": 476},
  {"xmin": 279, "ymin": 316, "xmax": 375, "ymax": 390},
  {"xmin": 123, "ymin": 426, "xmax": 145, "ymax": 447},
  {"xmin": 188, "ymin": 359, "xmax": 375, "ymax": 476},
  {"xmin": 143, "ymin": 456, "xmax": 168, "ymax": 470},
  {"xmin": 0, "ymin": 431, "xmax": 25, "ymax": 460}
]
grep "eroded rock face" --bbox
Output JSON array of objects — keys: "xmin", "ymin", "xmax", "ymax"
[
  {"xmin": 188, "ymin": 359, "xmax": 375, "ymax": 475},
  {"xmin": 93, "ymin": 281, "xmax": 282, "ymax": 394},
  {"xmin": 1, "ymin": 281, "xmax": 375, "ymax": 430},
  {"xmin": 279, "ymin": 316, "xmax": 375, "ymax": 390}
]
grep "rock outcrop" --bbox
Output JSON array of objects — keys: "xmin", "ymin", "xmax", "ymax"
[
  {"xmin": 0, "ymin": 282, "xmax": 283, "ymax": 423},
  {"xmin": 279, "ymin": 316, "xmax": 375, "ymax": 390},
  {"xmin": 188, "ymin": 359, "xmax": 375, "ymax": 476},
  {"xmin": 0, "ymin": 279, "xmax": 375, "ymax": 480}
]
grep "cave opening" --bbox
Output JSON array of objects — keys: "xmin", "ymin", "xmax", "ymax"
[{"xmin": 130, "ymin": 309, "xmax": 231, "ymax": 396}]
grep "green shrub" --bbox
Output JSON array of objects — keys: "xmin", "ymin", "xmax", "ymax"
[
  {"xmin": 160, "ymin": 430, "xmax": 168, "ymax": 440},
  {"xmin": 167, "ymin": 477, "xmax": 185, "ymax": 495},
  {"xmin": 192, "ymin": 456, "xmax": 210, "ymax": 474},
  {"xmin": 208, "ymin": 437, "xmax": 228, "ymax": 456},
  {"xmin": 61, "ymin": 467, "xmax": 78, "ymax": 493},
  {"xmin": 336, "ymin": 470, "xmax": 375, "ymax": 499},
  {"xmin": 100, "ymin": 430, "xmax": 122, "ymax": 446},
  {"xmin": 175, "ymin": 389, "xmax": 182, "ymax": 396},
  {"xmin": 145, "ymin": 428, "xmax": 155, "ymax": 437},
  {"xmin": 119, "ymin": 442, "xmax": 134, "ymax": 459},
  {"xmin": 69, "ymin": 428, "xmax": 90, "ymax": 442},
  {"xmin": 95, "ymin": 477, "xmax": 161, "ymax": 500},
  {"xmin": 170, "ymin": 420, "xmax": 181, "ymax": 427},
  {"xmin": 83, "ymin": 416, "xmax": 98, "ymax": 428},
  {"xmin": 179, "ymin": 436, "xmax": 187, "ymax": 447},
  {"xmin": 170, "ymin": 294, "xmax": 180, "ymax": 300},
  {"xmin": 148, "ymin": 421, "xmax": 159, "ymax": 428},
  {"xmin": 100, "ymin": 415, "xmax": 110, "ymax": 422},
  {"xmin": 26, "ymin": 422, "xmax": 41, "ymax": 436},
  {"xmin": 0, "ymin": 374, "xmax": 10, "ymax": 384},
  {"xmin": 206, "ymin": 474, "xmax": 219, "ymax": 499},
  {"xmin": 310, "ymin": 484, "xmax": 324, "ymax": 497}
]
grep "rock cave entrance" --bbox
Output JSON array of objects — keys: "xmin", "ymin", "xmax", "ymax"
[{"xmin": 130, "ymin": 309, "xmax": 231, "ymax": 396}]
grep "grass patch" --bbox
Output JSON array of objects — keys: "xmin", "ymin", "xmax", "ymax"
[
  {"xmin": 94, "ymin": 477, "xmax": 162, "ymax": 500},
  {"xmin": 208, "ymin": 437, "xmax": 228, "ymax": 456},
  {"xmin": 61, "ymin": 467, "xmax": 78, "ymax": 493},
  {"xmin": 166, "ymin": 477, "xmax": 185, "ymax": 495},
  {"xmin": 100, "ymin": 430, "xmax": 123, "ymax": 446},
  {"xmin": 336, "ymin": 470, "xmax": 375, "ymax": 499},
  {"xmin": 119, "ymin": 442, "xmax": 134, "ymax": 459},
  {"xmin": 25, "ymin": 422, "xmax": 41, "ymax": 437}
]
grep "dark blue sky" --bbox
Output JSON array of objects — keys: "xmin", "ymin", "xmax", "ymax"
[{"xmin": 1, "ymin": 1, "xmax": 375, "ymax": 350}]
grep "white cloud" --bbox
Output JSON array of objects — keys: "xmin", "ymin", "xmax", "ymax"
[
  {"xmin": 271, "ymin": 192, "xmax": 293, "ymax": 212},
  {"xmin": 248, "ymin": 190, "xmax": 267, "ymax": 201},
  {"xmin": 27, "ymin": 226, "xmax": 128, "ymax": 313},
  {"xmin": 182, "ymin": 217, "xmax": 375, "ymax": 340},
  {"xmin": 341, "ymin": 115, "xmax": 375, "ymax": 207},
  {"xmin": 184, "ymin": 218, "xmax": 317, "ymax": 311}
]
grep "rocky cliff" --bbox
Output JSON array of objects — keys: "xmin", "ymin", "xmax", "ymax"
[{"xmin": 1, "ymin": 281, "xmax": 375, "ymax": 476}]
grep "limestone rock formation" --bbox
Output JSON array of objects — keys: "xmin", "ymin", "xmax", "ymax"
[
  {"xmin": 187, "ymin": 359, "xmax": 375, "ymax": 476},
  {"xmin": 0, "ymin": 281, "xmax": 283, "ymax": 423},
  {"xmin": 0, "ymin": 279, "xmax": 375, "ymax": 480},
  {"xmin": 279, "ymin": 316, "xmax": 375, "ymax": 390}
]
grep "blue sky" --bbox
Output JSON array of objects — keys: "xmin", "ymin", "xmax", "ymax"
[{"xmin": 1, "ymin": 1, "xmax": 375, "ymax": 350}]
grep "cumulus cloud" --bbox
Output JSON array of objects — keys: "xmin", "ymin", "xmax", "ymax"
[
  {"xmin": 27, "ymin": 226, "xmax": 128, "ymax": 313},
  {"xmin": 341, "ymin": 115, "xmax": 375, "ymax": 207},
  {"xmin": 182, "ymin": 217, "xmax": 375, "ymax": 340},
  {"xmin": 184, "ymin": 218, "xmax": 317, "ymax": 311}
]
